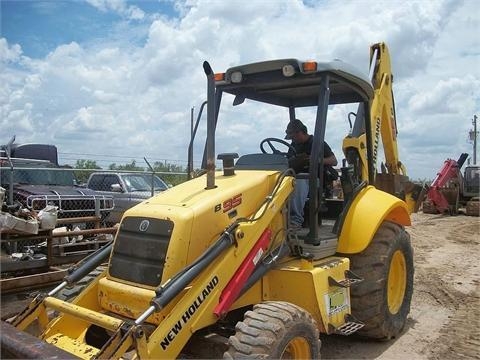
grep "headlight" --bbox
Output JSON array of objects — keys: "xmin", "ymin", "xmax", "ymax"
[
  {"xmin": 282, "ymin": 64, "xmax": 296, "ymax": 77},
  {"xmin": 230, "ymin": 71, "xmax": 243, "ymax": 83}
]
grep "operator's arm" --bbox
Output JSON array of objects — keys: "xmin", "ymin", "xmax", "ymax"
[
  {"xmin": 288, "ymin": 153, "xmax": 309, "ymax": 173},
  {"xmin": 323, "ymin": 142, "xmax": 338, "ymax": 166},
  {"xmin": 324, "ymin": 153, "xmax": 337, "ymax": 166}
]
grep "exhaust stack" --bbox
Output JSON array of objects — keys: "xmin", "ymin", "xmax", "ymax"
[{"xmin": 203, "ymin": 61, "xmax": 216, "ymax": 189}]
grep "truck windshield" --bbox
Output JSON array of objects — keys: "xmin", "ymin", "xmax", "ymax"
[
  {"xmin": 122, "ymin": 174, "xmax": 168, "ymax": 192},
  {"xmin": 1, "ymin": 168, "xmax": 75, "ymax": 186}
]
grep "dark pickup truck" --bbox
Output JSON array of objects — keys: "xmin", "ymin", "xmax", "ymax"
[
  {"xmin": 1, "ymin": 158, "xmax": 113, "ymax": 220},
  {"xmin": 1, "ymin": 142, "xmax": 113, "ymax": 221}
]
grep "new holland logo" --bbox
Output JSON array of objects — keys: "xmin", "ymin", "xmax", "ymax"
[{"xmin": 139, "ymin": 219, "xmax": 150, "ymax": 232}]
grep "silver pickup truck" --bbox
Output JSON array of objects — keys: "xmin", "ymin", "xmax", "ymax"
[{"xmin": 86, "ymin": 172, "xmax": 169, "ymax": 225}]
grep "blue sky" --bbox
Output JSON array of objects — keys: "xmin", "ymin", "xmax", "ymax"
[
  {"xmin": 2, "ymin": 1, "xmax": 177, "ymax": 58},
  {"xmin": 1, "ymin": 0, "xmax": 479, "ymax": 180}
]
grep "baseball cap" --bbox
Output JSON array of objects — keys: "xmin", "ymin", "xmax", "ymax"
[{"xmin": 285, "ymin": 119, "xmax": 307, "ymax": 139}]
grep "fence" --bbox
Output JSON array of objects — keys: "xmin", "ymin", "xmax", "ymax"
[
  {"xmin": 0, "ymin": 166, "xmax": 188, "ymax": 274},
  {"xmin": 1, "ymin": 166, "xmax": 188, "ymax": 210}
]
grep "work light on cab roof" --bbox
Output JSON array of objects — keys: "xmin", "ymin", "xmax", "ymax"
[{"xmin": 214, "ymin": 59, "xmax": 319, "ymax": 84}]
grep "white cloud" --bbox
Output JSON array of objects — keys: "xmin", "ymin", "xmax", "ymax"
[
  {"xmin": 408, "ymin": 76, "xmax": 479, "ymax": 115},
  {"xmin": 0, "ymin": 38, "xmax": 22, "ymax": 63},
  {"xmin": 1, "ymin": 0, "xmax": 479, "ymax": 179},
  {"xmin": 86, "ymin": 0, "xmax": 145, "ymax": 20}
]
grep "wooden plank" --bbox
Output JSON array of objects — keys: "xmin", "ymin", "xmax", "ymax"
[
  {"xmin": 1, "ymin": 253, "xmax": 92, "ymax": 273},
  {"xmin": 1, "ymin": 259, "xmax": 48, "ymax": 273},
  {"xmin": 56, "ymin": 216, "xmax": 101, "ymax": 225},
  {"xmin": 0, "ymin": 268, "xmax": 67, "ymax": 293}
]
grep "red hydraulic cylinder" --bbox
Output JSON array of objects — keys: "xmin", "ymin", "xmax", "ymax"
[{"xmin": 213, "ymin": 228, "xmax": 272, "ymax": 317}]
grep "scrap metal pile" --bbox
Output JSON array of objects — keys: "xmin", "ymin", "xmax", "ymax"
[{"xmin": 1, "ymin": 185, "xmax": 115, "ymax": 260}]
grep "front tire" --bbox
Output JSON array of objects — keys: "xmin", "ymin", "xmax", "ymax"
[
  {"xmin": 224, "ymin": 301, "xmax": 320, "ymax": 359},
  {"xmin": 347, "ymin": 221, "xmax": 414, "ymax": 340}
]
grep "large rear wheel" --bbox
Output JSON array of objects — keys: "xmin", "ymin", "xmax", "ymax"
[
  {"xmin": 348, "ymin": 221, "xmax": 414, "ymax": 340},
  {"xmin": 224, "ymin": 301, "xmax": 320, "ymax": 359}
]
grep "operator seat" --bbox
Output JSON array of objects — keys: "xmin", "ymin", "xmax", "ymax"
[{"xmin": 235, "ymin": 153, "xmax": 289, "ymax": 171}]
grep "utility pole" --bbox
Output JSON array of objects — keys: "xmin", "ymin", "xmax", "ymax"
[{"xmin": 470, "ymin": 115, "xmax": 478, "ymax": 165}]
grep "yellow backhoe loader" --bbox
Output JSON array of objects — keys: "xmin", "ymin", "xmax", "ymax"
[{"xmin": 1, "ymin": 42, "xmax": 415, "ymax": 359}]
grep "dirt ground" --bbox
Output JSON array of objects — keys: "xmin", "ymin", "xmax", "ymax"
[
  {"xmin": 321, "ymin": 212, "xmax": 480, "ymax": 359},
  {"xmin": 1, "ymin": 212, "xmax": 479, "ymax": 359}
]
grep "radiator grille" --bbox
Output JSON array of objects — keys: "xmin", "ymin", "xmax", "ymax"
[{"xmin": 109, "ymin": 217, "xmax": 173, "ymax": 286}]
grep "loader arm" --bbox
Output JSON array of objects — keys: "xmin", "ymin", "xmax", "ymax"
[{"xmin": 96, "ymin": 173, "xmax": 294, "ymax": 359}]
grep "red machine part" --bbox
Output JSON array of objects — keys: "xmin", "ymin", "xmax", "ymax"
[
  {"xmin": 213, "ymin": 228, "xmax": 272, "ymax": 317},
  {"xmin": 427, "ymin": 159, "xmax": 461, "ymax": 213}
]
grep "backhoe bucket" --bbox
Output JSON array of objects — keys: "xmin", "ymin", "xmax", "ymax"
[{"xmin": 0, "ymin": 321, "xmax": 78, "ymax": 359}]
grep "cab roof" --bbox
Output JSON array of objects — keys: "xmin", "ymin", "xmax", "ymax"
[{"xmin": 217, "ymin": 59, "xmax": 373, "ymax": 107}]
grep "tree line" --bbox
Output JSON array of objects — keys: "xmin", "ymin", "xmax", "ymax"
[{"xmin": 74, "ymin": 159, "xmax": 188, "ymax": 186}]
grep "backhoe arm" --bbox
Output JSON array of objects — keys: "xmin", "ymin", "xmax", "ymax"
[
  {"xmin": 342, "ymin": 42, "xmax": 407, "ymax": 186},
  {"xmin": 369, "ymin": 42, "xmax": 406, "ymax": 176},
  {"xmin": 342, "ymin": 43, "xmax": 421, "ymax": 213}
]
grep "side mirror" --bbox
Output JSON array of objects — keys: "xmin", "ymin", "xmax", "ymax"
[{"xmin": 110, "ymin": 183, "xmax": 123, "ymax": 193}]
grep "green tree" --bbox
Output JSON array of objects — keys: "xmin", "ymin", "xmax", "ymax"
[
  {"xmin": 74, "ymin": 159, "xmax": 101, "ymax": 184},
  {"xmin": 153, "ymin": 161, "xmax": 188, "ymax": 186},
  {"xmin": 108, "ymin": 160, "xmax": 144, "ymax": 171},
  {"xmin": 75, "ymin": 159, "xmax": 101, "ymax": 169}
]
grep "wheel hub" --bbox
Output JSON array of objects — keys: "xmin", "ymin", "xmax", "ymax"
[
  {"xmin": 281, "ymin": 336, "xmax": 311, "ymax": 359},
  {"xmin": 387, "ymin": 249, "xmax": 407, "ymax": 314}
]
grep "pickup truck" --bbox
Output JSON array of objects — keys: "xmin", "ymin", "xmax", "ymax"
[
  {"xmin": 86, "ymin": 172, "xmax": 169, "ymax": 225},
  {"xmin": 0, "ymin": 157, "xmax": 114, "ymax": 222}
]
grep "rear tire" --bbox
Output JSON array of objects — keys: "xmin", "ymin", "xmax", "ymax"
[
  {"xmin": 224, "ymin": 301, "xmax": 320, "ymax": 359},
  {"xmin": 422, "ymin": 199, "xmax": 438, "ymax": 214},
  {"xmin": 466, "ymin": 198, "xmax": 480, "ymax": 216},
  {"xmin": 347, "ymin": 221, "xmax": 414, "ymax": 340}
]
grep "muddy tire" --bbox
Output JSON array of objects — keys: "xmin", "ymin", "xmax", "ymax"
[
  {"xmin": 348, "ymin": 221, "xmax": 414, "ymax": 340},
  {"xmin": 422, "ymin": 199, "xmax": 438, "ymax": 214},
  {"xmin": 224, "ymin": 301, "xmax": 320, "ymax": 359},
  {"xmin": 466, "ymin": 198, "xmax": 480, "ymax": 217}
]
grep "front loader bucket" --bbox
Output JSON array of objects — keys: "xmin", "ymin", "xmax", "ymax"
[{"xmin": 0, "ymin": 321, "xmax": 78, "ymax": 359}]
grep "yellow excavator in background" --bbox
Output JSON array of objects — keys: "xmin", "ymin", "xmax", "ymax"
[{"xmin": 1, "ymin": 42, "xmax": 415, "ymax": 359}]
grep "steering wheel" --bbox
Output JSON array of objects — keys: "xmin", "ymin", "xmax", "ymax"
[{"xmin": 260, "ymin": 137, "xmax": 296, "ymax": 155}]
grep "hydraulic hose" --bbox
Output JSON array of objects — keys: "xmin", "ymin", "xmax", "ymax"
[
  {"xmin": 48, "ymin": 242, "xmax": 113, "ymax": 296},
  {"xmin": 239, "ymin": 242, "xmax": 290, "ymax": 297},
  {"xmin": 64, "ymin": 242, "xmax": 113, "ymax": 285},
  {"xmin": 149, "ymin": 224, "xmax": 236, "ymax": 312}
]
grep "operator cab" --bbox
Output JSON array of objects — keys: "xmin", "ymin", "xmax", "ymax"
[{"xmin": 198, "ymin": 58, "xmax": 374, "ymax": 248}]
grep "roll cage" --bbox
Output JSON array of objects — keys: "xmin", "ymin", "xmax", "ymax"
[{"xmin": 201, "ymin": 58, "xmax": 374, "ymax": 242}]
